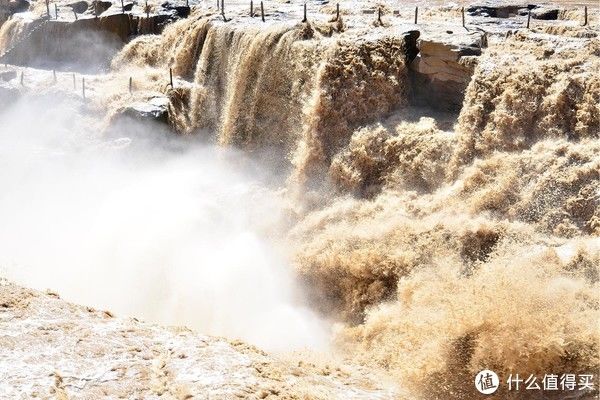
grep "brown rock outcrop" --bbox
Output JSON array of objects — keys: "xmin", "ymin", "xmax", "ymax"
[{"xmin": 410, "ymin": 30, "xmax": 486, "ymax": 111}]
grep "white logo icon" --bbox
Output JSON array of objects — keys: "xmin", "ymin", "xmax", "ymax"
[{"xmin": 475, "ymin": 370, "xmax": 499, "ymax": 394}]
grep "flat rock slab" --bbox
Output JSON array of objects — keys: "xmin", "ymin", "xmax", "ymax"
[
  {"xmin": 531, "ymin": 7, "xmax": 560, "ymax": 20},
  {"xmin": 120, "ymin": 95, "xmax": 170, "ymax": 123}
]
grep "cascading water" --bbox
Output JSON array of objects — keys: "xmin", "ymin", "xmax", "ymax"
[{"xmin": 0, "ymin": 2, "xmax": 598, "ymax": 399}]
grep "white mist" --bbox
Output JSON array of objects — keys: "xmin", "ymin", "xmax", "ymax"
[{"xmin": 0, "ymin": 96, "xmax": 329, "ymax": 352}]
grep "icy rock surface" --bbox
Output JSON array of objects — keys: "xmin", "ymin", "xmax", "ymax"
[{"xmin": 0, "ymin": 282, "xmax": 396, "ymax": 399}]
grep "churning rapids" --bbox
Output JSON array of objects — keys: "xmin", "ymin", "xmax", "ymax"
[{"xmin": 0, "ymin": 0, "xmax": 599, "ymax": 398}]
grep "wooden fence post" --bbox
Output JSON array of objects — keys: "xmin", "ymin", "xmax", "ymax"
[
  {"xmin": 302, "ymin": 2, "xmax": 307, "ymax": 23},
  {"xmin": 260, "ymin": 1, "xmax": 264, "ymax": 22}
]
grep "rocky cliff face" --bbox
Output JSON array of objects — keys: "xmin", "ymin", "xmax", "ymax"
[
  {"xmin": 0, "ymin": 14, "xmax": 131, "ymax": 69},
  {"xmin": 410, "ymin": 30, "xmax": 485, "ymax": 112},
  {"xmin": 0, "ymin": 0, "xmax": 190, "ymax": 70}
]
